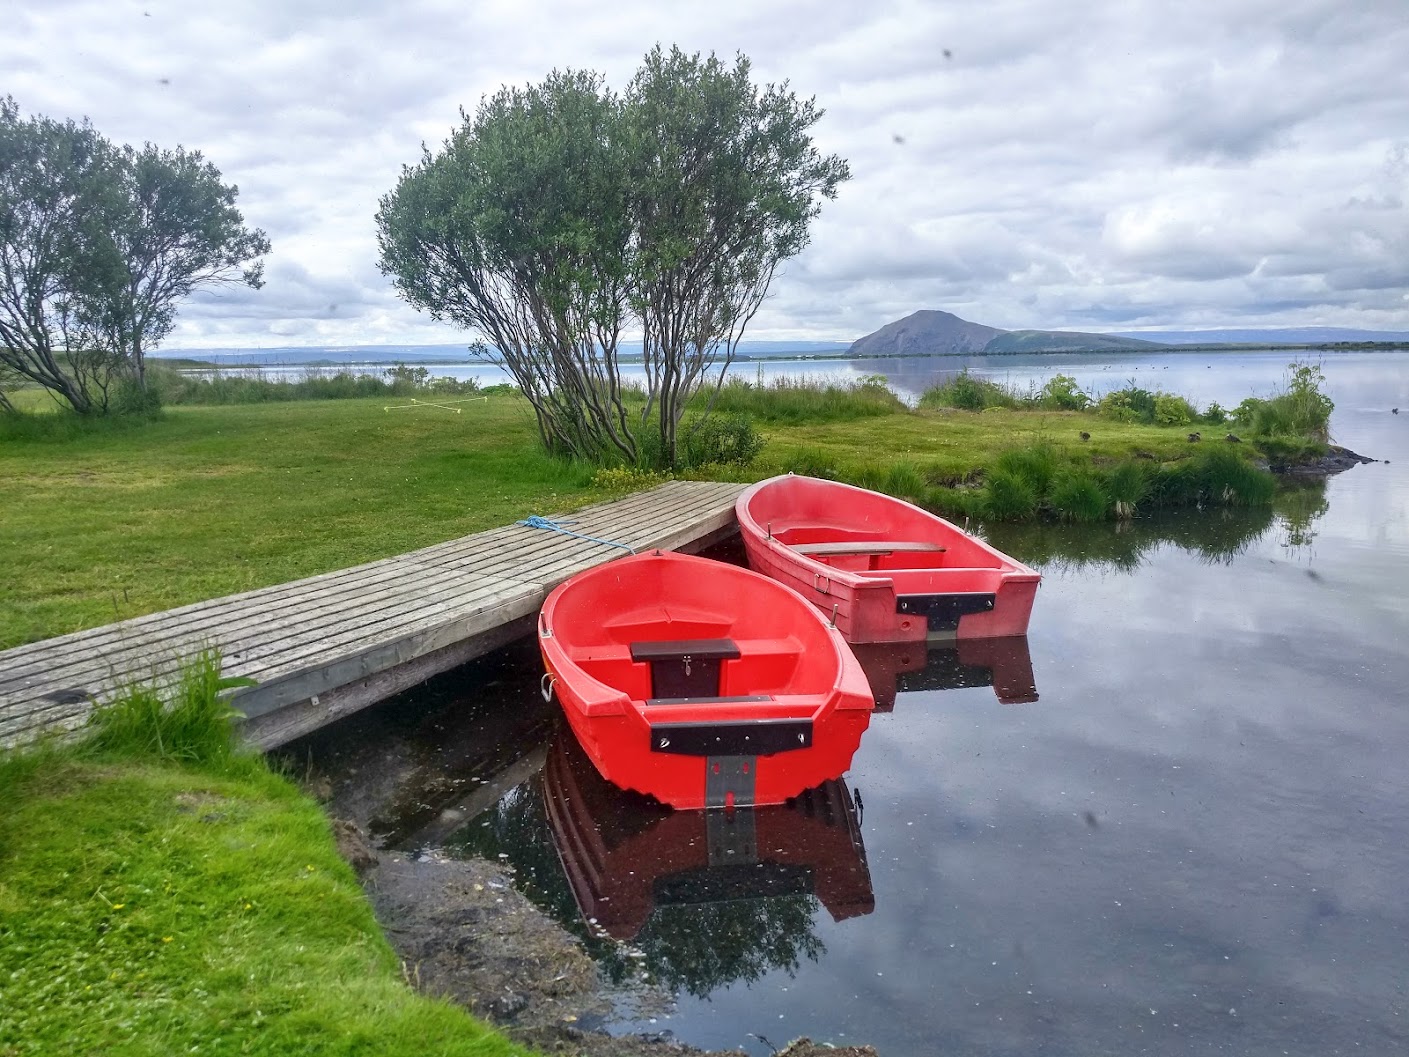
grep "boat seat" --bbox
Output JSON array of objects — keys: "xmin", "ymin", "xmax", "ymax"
[
  {"xmin": 629, "ymin": 638, "xmax": 741, "ymax": 699},
  {"xmin": 791, "ymin": 541, "xmax": 946, "ymax": 556}
]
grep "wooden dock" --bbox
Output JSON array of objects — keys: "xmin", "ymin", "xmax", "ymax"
[{"xmin": 0, "ymin": 480, "xmax": 744, "ymax": 751}]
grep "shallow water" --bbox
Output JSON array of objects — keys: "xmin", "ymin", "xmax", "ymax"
[{"xmin": 286, "ymin": 352, "xmax": 1409, "ymax": 1056}]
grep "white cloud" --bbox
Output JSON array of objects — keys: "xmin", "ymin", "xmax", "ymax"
[{"xmin": 4, "ymin": 0, "xmax": 1408, "ymax": 348}]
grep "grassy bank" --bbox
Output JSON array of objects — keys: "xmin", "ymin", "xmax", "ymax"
[
  {"xmin": 0, "ymin": 657, "xmax": 529, "ymax": 1057},
  {"xmin": 2, "ymin": 388, "xmax": 1283, "ymax": 649}
]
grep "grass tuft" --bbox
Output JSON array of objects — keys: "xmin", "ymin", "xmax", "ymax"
[{"xmin": 1049, "ymin": 470, "xmax": 1108, "ymax": 523}]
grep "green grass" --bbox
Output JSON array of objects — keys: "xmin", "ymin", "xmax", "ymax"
[
  {"xmin": 0, "ymin": 396, "xmax": 598, "ymax": 649},
  {"xmin": 0, "ymin": 659, "xmax": 530, "ymax": 1057}
]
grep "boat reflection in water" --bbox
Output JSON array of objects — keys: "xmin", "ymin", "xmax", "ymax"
[
  {"xmin": 542, "ymin": 729, "xmax": 874, "ymax": 944},
  {"xmin": 850, "ymin": 635, "xmax": 1040, "ymax": 712}
]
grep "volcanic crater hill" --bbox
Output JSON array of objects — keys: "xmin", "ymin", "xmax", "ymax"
[{"xmin": 847, "ymin": 309, "xmax": 1166, "ymax": 356}]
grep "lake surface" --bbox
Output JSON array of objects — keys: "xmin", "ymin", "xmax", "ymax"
[{"xmin": 286, "ymin": 351, "xmax": 1409, "ymax": 1056}]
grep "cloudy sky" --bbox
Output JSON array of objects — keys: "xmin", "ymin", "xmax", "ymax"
[{"xmin": 5, "ymin": 0, "xmax": 1408, "ymax": 348}]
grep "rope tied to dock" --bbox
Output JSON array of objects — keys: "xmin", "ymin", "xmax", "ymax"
[{"xmin": 515, "ymin": 515, "xmax": 636, "ymax": 554}]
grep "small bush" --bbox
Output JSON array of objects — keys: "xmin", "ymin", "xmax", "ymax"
[
  {"xmin": 1049, "ymin": 471, "xmax": 1107, "ymax": 522},
  {"xmin": 592, "ymin": 466, "xmax": 667, "ymax": 492},
  {"xmin": 781, "ymin": 447, "xmax": 841, "ymax": 479},
  {"xmin": 707, "ymin": 375, "xmax": 904, "ymax": 424},
  {"xmin": 680, "ymin": 412, "xmax": 764, "ymax": 467},
  {"xmin": 1202, "ymin": 401, "xmax": 1228, "ymax": 425},
  {"xmin": 1097, "ymin": 383, "xmax": 1158, "ymax": 423},
  {"xmin": 110, "ymin": 374, "xmax": 164, "ymax": 418},
  {"xmin": 1154, "ymin": 393, "xmax": 1197, "ymax": 426},
  {"xmin": 921, "ymin": 370, "xmax": 1022, "ymax": 411},
  {"xmin": 1038, "ymin": 374, "xmax": 1089, "ymax": 411}
]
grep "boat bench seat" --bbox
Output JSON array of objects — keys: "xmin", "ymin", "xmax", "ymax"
[
  {"xmin": 629, "ymin": 638, "xmax": 741, "ymax": 700},
  {"xmin": 791, "ymin": 540, "xmax": 946, "ymax": 557}
]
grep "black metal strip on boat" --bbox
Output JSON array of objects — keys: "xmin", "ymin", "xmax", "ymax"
[
  {"xmin": 650, "ymin": 718, "xmax": 814, "ymax": 756},
  {"xmin": 896, "ymin": 592, "xmax": 996, "ymax": 632}
]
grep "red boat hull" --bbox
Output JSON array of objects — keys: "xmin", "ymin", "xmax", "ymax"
[
  {"xmin": 736, "ymin": 475, "xmax": 1041, "ymax": 644},
  {"xmin": 538, "ymin": 551, "xmax": 874, "ymax": 810}
]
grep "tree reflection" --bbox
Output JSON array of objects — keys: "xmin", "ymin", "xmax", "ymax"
[
  {"xmin": 633, "ymin": 890, "xmax": 825, "ymax": 999},
  {"xmin": 985, "ymin": 480, "xmax": 1329, "ymax": 572}
]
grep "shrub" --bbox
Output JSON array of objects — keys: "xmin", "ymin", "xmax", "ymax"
[
  {"xmin": 1153, "ymin": 393, "xmax": 1197, "ymax": 426},
  {"xmin": 1230, "ymin": 363, "xmax": 1333, "ymax": 440},
  {"xmin": 1038, "ymin": 374, "xmax": 1089, "ymax": 410},
  {"xmin": 1202, "ymin": 401, "xmax": 1228, "ymax": 425},
  {"xmin": 708, "ymin": 375, "xmax": 904, "ymax": 424},
  {"xmin": 780, "ymin": 447, "xmax": 841, "ymax": 479},
  {"xmin": 679, "ymin": 412, "xmax": 764, "ymax": 467},
  {"xmin": 921, "ymin": 369, "xmax": 1021, "ymax": 411},
  {"xmin": 109, "ymin": 374, "xmax": 164, "ymax": 418},
  {"xmin": 1097, "ymin": 383, "xmax": 1157, "ymax": 423}
]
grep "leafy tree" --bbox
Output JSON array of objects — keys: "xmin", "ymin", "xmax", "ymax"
[
  {"xmin": 376, "ymin": 50, "xmax": 849, "ymax": 467},
  {"xmin": 0, "ymin": 97, "xmax": 268, "ymax": 413},
  {"xmin": 624, "ymin": 46, "xmax": 850, "ymax": 465},
  {"xmin": 377, "ymin": 70, "xmax": 637, "ymax": 463},
  {"xmin": 0, "ymin": 97, "xmax": 123, "ymax": 413},
  {"xmin": 95, "ymin": 143, "xmax": 270, "ymax": 392}
]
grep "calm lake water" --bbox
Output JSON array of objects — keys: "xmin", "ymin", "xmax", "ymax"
[{"xmin": 286, "ymin": 351, "xmax": 1409, "ymax": 1056}]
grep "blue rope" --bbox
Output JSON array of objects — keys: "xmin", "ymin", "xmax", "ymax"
[{"xmin": 516, "ymin": 515, "xmax": 636, "ymax": 554}]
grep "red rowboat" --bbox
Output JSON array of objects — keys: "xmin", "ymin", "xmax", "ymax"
[
  {"xmin": 542, "ymin": 729, "xmax": 874, "ymax": 942},
  {"xmin": 736, "ymin": 475, "xmax": 1040, "ymax": 644},
  {"xmin": 537, "ymin": 550, "xmax": 874, "ymax": 810}
]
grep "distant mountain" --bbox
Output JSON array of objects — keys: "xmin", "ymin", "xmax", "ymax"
[
  {"xmin": 848, "ymin": 310, "xmax": 1164, "ymax": 356},
  {"xmin": 847, "ymin": 310, "xmax": 1003, "ymax": 356},
  {"xmin": 1111, "ymin": 327, "xmax": 1409, "ymax": 345}
]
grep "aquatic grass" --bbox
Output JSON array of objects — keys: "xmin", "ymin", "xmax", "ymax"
[
  {"xmin": 919, "ymin": 369, "xmax": 1024, "ymax": 411},
  {"xmin": 1103, "ymin": 461, "xmax": 1150, "ymax": 519},
  {"xmin": 149, "ymin": 363, "xmax": 489, "ymax": 406},
  {"xmin": 1048, "ymin": 470, "xmax": 1108, "ymax": 523},
  {"xmin": 980, "ymin": 469, "xmax": 1040, "ymax": 521},
  {"xmin": 704, "ymin": 374, "xmax": 905, "ymax": 424},
  {"xmin": 883, "ymin": 461, "xmax": 928, "ymax": 504},
  {"xmin": 992, "ymin": 442, "xmax": 1062, "ymax": 498}
]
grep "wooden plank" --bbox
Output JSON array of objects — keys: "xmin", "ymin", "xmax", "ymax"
[{"xmin": 0, "ymin": 481, "xmax": 744, "ymax": 749}]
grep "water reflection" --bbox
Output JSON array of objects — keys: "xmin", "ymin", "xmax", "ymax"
[
  {"xmin": 851, "ymin": 637, "xmax": 1039, "ymax": 711},
  {"xmin": 543, "ymin": 731, "xmax": 872, "ymax": 997},
  {"xmin": 985, "ymin": 479, "xmax": 1329, "ymax": 574}
]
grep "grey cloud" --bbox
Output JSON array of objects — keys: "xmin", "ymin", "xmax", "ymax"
[{"xmin": 4, "ymin": 0, "xmax": 1409, "ymax": 346}]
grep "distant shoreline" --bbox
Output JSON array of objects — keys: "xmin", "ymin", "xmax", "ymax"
[{"xmin": 157, "ymin": 341, "xmax": 1409, "ymax": 371}]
